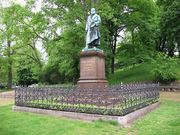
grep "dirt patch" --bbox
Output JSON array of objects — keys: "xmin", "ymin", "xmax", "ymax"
[
  {"xmin": 0, "ymin": 91, "xmax": 14, "ymax": 98},
  {"xmin": 160, "ymin": 92, "xmax": 180, "ymax": 102},
  {"xmin": 0, "ymin": 91, "xmax": 14, "ymax": 106},
  {"xmin": 0, "ymin": 98, "xmax": 14, "ymax": 106}
]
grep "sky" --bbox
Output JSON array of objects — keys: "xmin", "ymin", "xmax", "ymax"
[
  {"xmin": 14, "ymin": 0, "xmax": 26, "ymax": 6},
  {"xmin": 0, "ymin": 0, "xmax": 26, "ymax": 7},
  {"xmin": 0, "ymin": 0, "xmax": 44, "ymax": 12}
]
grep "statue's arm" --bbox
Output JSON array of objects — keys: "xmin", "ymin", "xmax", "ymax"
[
  {"xmin": 95, "ymin": 15, "xmax": 101, "ymax": 26},
  {"xmin": 91, "ymin": 15, "xmax": 101, "ymax": 27}
]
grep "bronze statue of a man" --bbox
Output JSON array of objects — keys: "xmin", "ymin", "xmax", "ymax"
[{"xmin": 85, "ymin": 8, "xmax": 101, "ymax": 49}]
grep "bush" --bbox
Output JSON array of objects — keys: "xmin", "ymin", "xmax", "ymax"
[
  {"xmin": 0, "ymin": 83, "xmax": 7, "ymax": 89},
  {"xmin": 152, "ymin": 54, "xmax": 177, "ymax": 84},
  {"xmin": 40, "ymin": 64, "xmax": 65, "ymax": 84},
  {"xmin": 17, "ymin": 64, "xmax": 38, "ymax": 87}
]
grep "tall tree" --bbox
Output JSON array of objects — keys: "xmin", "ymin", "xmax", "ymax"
[
  {"xmin": 0, "ymin": 3, "xmax": 46, "ymax": 88},
  {"xmin": 0, "ymin": 5, "xmax": 20, "ymax": 89},
  {"xmin": 97, "ymin": 0, "xmax": 159, "ymax": 73},
  {"xmin": 157, "ymin": 0, "xmax": 180, "ymax": 57}
]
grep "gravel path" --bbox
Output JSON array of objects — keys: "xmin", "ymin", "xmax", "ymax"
[
  {"xmin": 0, "ymin": 91, "xmax": 14, "ymax": 106},
  {"xmin": 0, "ymin": 91, "xmax": 14, "ymax": 98}
]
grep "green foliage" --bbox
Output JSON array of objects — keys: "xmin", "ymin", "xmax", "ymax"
[
  {"xmin": 0, "ymin": 3, "xmax": 46, "ymax": 87},
  {"xmin": 17, "ymin": 60, "xmax": 38, "ymax": 86},
  {"xmin": 108, "ymin": 63, "xmax": 155, "ymax": 84},
  {"xmin": 0, "ymin": 83, "xmax": 7, "ymax": 89},
  {"xmin": 0, "ymin": 57, "xmax": 8, "ymax": 83},
  {"xmin": 40, "ymin": 63, "xmax": 64, "ymax": 84},
  {"xmin": 42, "ymin": 24, "xmax": 83, "ymax": 84},
  {"xmin": 156, "ymin": 0, "xmax": 180, "ymax": 57},
  {"xmin": 152, "ymin": 54, "xmax": 177, "ymax": 84},
  {"xmin": 117, "ymin": 42, "xmax": 154, "ymax": 66},
  {"xmin": 0, "ymin": 0, "xmax": 179, "ymax": 85},
  {"xmin": 109, "ymin": 60, "xmax": 180, "ymax": 84},
  {"xmin": 116, "ymin": 0, "xmax": 159, "ymax": 67}
]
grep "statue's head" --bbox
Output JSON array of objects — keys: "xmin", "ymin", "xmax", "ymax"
[{"xmin": 90, "ymin": 8, "xmax": 96, "ymax": 15}]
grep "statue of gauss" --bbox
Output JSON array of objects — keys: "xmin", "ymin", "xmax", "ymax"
[{"xmin": 83, "ymin": 8, "xmax": 101, "ymax": 50}]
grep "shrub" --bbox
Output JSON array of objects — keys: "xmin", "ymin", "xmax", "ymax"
[
  {"xmin": 0, "ymin": 83, "xmax": 7, "ymax": 89},
  {"xmin": 152, "ymin": 54, "xmax": 177, "ymax": 84},
  {"xmin": 17, "ymin": 65, "xmax": 38, "ymax": 87}
]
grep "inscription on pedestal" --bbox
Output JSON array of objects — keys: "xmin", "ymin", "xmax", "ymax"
[
  {"xmin": 82, "ymin": 61, "xmax": 94, "ymax": 72},
  {"xmin": 81, "ymin": 60, "xmax": 94, "ymax": 72},
  {"xmin": 80, "ymin": 57, "xmax": 96, "ymax": 78}
]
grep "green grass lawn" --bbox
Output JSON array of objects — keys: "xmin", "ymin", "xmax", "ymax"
[
  {"xmin": 0, "ymin": 92, "xmax": 179, "ymax": 135},
  {"xmin": 0, "ymin": 106, "xmax": 124, "ymax": 135},
  {"xmin": 108, "ymin": 62, "xmax": 180, "ymax": 85},
  {"xmin": 129, "ymin": 99, "xmax": 180, "ymax": 135}
]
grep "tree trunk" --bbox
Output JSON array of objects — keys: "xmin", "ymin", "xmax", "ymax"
[
  {"xmin": 168, "ymin": 48, "xmax": 174, "ymax": 57},
  {"xmin": 132, "ymin": 29, "xmax": 134, "ymax": 45},
  {"xmin": 91, "ymin": 0, "xmax": 98, "ymax": 7},
  {"xmin": 111, "ymin": 56, "xmax": 115, "ymax": 74},
  {"xmin": 111, "ymin": 31, "xmax": 117, "ymax": 74},
  {"xmin": 168, "ymin": 35, "xmax": 175, "ymax": 57},
  {"xmin": 160, "ymin": 36, "xmax": 166, "ymax": 52},
  {"xmin": 7, "ymin": 40, "xmax": 12, "ymax": 90}
]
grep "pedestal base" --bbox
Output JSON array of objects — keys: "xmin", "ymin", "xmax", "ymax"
[
  {"xmin": 77, "ymin": 80, "xmax": 108, "ymax": 89},
  {"xmin": 77, "ymin": 50, "xmax": 108, "ymax": 89}
]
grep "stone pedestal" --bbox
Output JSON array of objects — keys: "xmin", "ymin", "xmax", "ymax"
[{"xmin": 77, "ymin": 50, "xmax": 108, "ymax": 88}]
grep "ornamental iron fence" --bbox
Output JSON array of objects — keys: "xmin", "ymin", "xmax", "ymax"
[{"xmin": 15, "ymin": 83, "xmax": 159, "ymax": 116}]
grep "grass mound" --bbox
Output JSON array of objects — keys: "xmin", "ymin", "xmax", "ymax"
[{"xmin": 108, "ymin": 62, "xmax": 180, "ymax": 85}]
